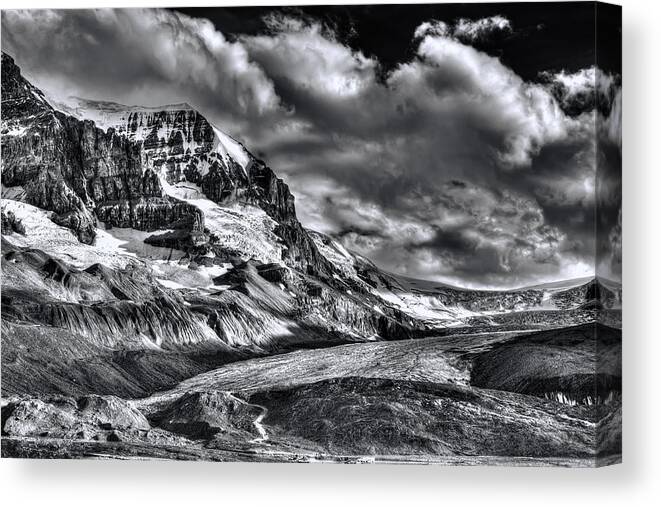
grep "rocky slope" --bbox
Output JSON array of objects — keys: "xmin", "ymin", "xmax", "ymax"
[
  {"xmin": 1, "ymin": 53, "xmax": 203, "ymax": 245},
  {"xmin": 2, "ymin": 324, "xmax": 621, "ymax": 464},
  {"xmin": 309, "ymin": 229, "xmax": 620, "ymax": 328}
]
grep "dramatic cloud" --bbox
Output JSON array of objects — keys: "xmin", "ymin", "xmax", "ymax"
[
  {"xmin": 603, "ymin": 86, "xmax": 622, "ymax": 148},
  {"xmin": 245, "ymin": 14, "xmax": 378, "ymax": 99},
  {"xmin": 1, "ymin": 9, "xmax": 281, "ymax": 121},
  {"xmin": 540, "ymin": 67, "xmax": 598, "ymax": 114},
  {"xmin": 393, "ymin": 30, "xmax": 573, "ymax": 168},
  {"xmin": 1, "ymin": 8, "xmax": 621, "ymax": 287},
  {"xmin": 414, "ymin": 15, "xmax": 512, "ymax": 44},
  {"xmin": 596, "ymin": 76, "xmax": 622, "ymax": 282},
  {"xmin": 540, "ymin": 66, "xmax": 621, "ymax": 118},
  {"xmin": 454, "ymin": 15, "xmax": 512, "ymax": 42}
]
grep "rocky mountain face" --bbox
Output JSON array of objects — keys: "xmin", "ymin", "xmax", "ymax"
[
  {"xmin": 0, "ymin": 207, "xmax": 24, "ymax": 235},
  {"xmin": 60, "ymin": 96, "xmax": 332, "ymax": 276},
  {"xmin": 1, "ymin": 53, "xmax": 203, "ymax": 245}
]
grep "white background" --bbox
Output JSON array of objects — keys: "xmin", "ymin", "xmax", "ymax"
[{"xmin": 1, "ymin": 0, "xmax": 659, "ymax": 505}]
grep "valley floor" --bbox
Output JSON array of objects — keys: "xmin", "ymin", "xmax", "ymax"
[
  {"xmin": 0, "ymin": 436, "xmax": 621, "ymax": 467},
  {"xmin": 1, "ymin": 323, "xmax": 622, "ymax": 466}
]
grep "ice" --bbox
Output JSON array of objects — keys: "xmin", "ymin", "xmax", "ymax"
[
  {"xmin": 2, "ymin": 199, "xmax": 231, "ymax": 292},
  {"xmin": 1, "ymin": 124, "xmax": 28, "ymax": 137},
  {"xmin": 212, "ymin": 126, "xmax": 250, "ymax": 175},
  {"xmin": 309, "ymin": 231, "xmax": 359, "ymax": 279},
  {"xmin": 151, "ymin": 260, "xmax": 230, "ymax": 290},
  {"xmin": 2, "ymin": 200, "xmax": 137, "ymax": 270},
  {"xmin": 156, "ymin": 278, "xmax": 187, "ymax": 290},
  {"xmin": 96, "ymin": 222, "xmax": 180, "ymax": 262},
  {"xmin": 160, "ymin": 178, "xmax": 285, "ymax": 265}
]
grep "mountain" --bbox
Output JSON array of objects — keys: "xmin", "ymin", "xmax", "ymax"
[
  {"xmin": 53, "ymin": 94, "xmax": 333, "ymax": 277},
  {"xmin": 2, "ymin": 52, "xmax": 332, "ymax": 275},
  {"xmin": 1, "ymin": 51, "xmax": 420, "ymax": 387},
  {"xmin": 2, "ymin": 50, "xmax": 617, "ymax": 331},
  {"xmin": 2, "ymin": 53, "xmax": 205, "ymax": 247},
  {"xmin": 309, "ymin": 229, "xmax": 620, "ymax": 328}
]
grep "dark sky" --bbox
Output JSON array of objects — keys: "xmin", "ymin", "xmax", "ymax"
[
  {"xmin": 1, "ymin": 4, "xmax": 622, "ymax": 288},
  {"xmin": 176, "ymin": 3, "xmax": 620, "ymax": 78}
]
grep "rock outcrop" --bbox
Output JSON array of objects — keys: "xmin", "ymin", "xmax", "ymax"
[
  {"xmin": 1, "ymin": 52, "xmax": 203, "ymax": 244},
  {"xmin": 149, "ymin": 391, "xmax": 260, "ymax": 439},
  {"xmin": 0, "ymin": 207, "xmax": 24, "ymax": 235},
  {"xmin": 2, "ymin": 395, "xmax": 150, "ymax": 440}
]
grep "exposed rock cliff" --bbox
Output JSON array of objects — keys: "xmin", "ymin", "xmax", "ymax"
[
  {"xmin": 0, "ymin": 207, "xmax": 24, "ymax": 235},
  {"xmin": 63, "ymin": 96, "xmax": 332, "ymax": 276},
  {"xmin": 1, "ymin": 52, "xmax": 203, "ymax": 244}
]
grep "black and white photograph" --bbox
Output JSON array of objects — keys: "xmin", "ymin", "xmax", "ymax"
[{"xmin": 1, "ymin": 2, "xmax": 622, "ymax": 467}]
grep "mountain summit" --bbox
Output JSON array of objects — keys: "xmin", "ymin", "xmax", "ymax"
[{"xmin": 1, "ymin": 52, "xmax": 330, "ymax": 276}]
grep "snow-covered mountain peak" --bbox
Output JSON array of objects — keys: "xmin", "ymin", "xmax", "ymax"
[
  {"xmin": 57, "ymin": 95, "xmax": 252, "ymax": 179},
  {"xmin": 1, "ymin": 52, "xmax": 57, "ymax": 134},
  {"xmin": 36, "ymin": 86, "xmax": 331, "ymax": 276}
]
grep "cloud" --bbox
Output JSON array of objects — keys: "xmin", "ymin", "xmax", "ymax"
[
  {"xmin": 603, "ymin": 86, "xmax": 622, "ymax": 148},
  {"xmin": 540, "ymin": 66, "xmax": 621, "ymax": 118},
  {"xmin": 540, "ymin": 67, "xmax": 597, "ymax": 114},
  {"xmin": 392, "ymin": 30, "xmax": 573, "ymax": 168},
  {"xmin": 414, "ymin": 20, "xmax": 451, "ymax": 39},
  {"xmin": 245, "ymin": 17, "xmax": 604, "ymax": 286},
  {"xmin": 245, "ymin": 13, "xmax": 379, "ymax": 99},
  {"xmin": 401, "ymin": 182, "xmax": 580, "ymax": 287},
  {"xmin": 454, "ymin": 15, "xmax": 513, "ymax": 42},
  {"xmin": 1, "ymin": 9, "xmax": 281, "ymax": 121},
  {"xmin": 414, "ymin": 15, "xmax": 512, "ymax": 44},
  {"xmin": 595, "ymin": 73, "xmax": 622, "ymax": 282},
  {"xmin": 1, "ymin": 9, "xmax": 615, "ymax": 287}
]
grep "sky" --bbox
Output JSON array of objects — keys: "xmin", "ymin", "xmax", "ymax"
[{"xmin": 0, "ymin": 4, "xmax": 622, "ymax": 289}]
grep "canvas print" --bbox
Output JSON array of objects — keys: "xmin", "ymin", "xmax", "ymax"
[{"xmin": 0, "ymin": 3, "xmax": 621, "ymax": 466}]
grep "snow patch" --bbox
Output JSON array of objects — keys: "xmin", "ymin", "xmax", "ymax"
[
  {"xmin": 156, "ymin": 278, "xmax": 187, "ymax": 290},
  {"xmin": 2, "ymin": 199, "xmax": 230, "ymax": 291},
  {"xmin": 1, "ymin": 124, "xmax": 29, "ymax": 137},
  {"xmin": 310, "ymin": 231, "xmax": 357, "ymax": 279},
  {"xmin": 2, "ymin": 200, "xmax": 137, "ymax": 269},
  {"xmin": 212, "ymin": 126, "xmax": 250, "ymax": 175},
  {"xmin": 160, "ymin": 179, "xmax": 285, "ymax": 265}
]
